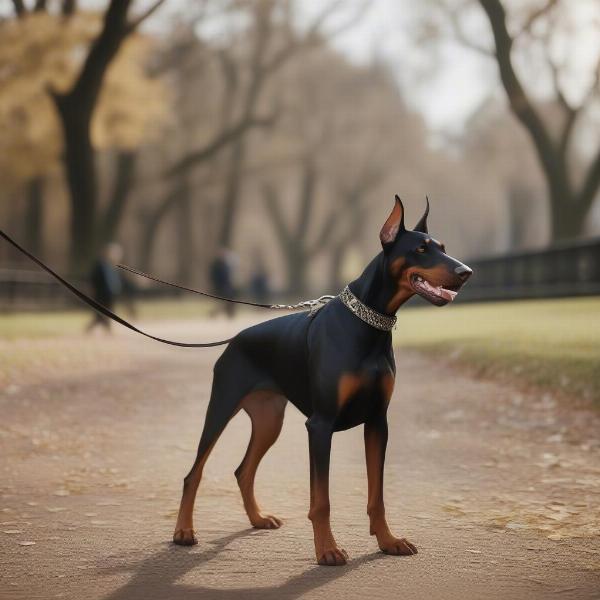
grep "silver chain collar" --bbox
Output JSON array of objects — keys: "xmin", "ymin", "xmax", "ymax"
[{"xmin": 339, "ymin": 285, "xmax": 396, "ymax": 331}]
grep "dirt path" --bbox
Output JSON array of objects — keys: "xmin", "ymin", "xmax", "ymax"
[{"xmin": 1, "ymin": 316, "xmax": 599, "ymax": 600}]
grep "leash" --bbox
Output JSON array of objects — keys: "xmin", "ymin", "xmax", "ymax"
[
  {"xmin": 0, "ymin": 229, "xmax": 233, "ymax": 347},
  {"xmin": 0, "ymin": 229, "xmax": 335, "ymax": 347},
  {"xmin": 117, "ymin": 263, "xmax": 336, "ymax": 312}
]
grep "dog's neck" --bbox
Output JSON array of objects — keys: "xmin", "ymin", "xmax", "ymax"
[{"xmin": 348, "ymin": 252, "xmax": 411, "ymax": 316}]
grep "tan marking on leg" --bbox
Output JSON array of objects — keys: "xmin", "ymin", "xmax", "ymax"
[
  {"xmin": 174, "ymin": 405, "xmax": 242, "ymax": 545},
  {"xmin": 173, "ymin": 438, "xmax": 219, "ymax": 546},
  {"xmin": 309, "ymin": 473, "xmax": 348, "ymax": 566},
  {"xmin": 364, "ymin": 420, "xmax": 417, "ymax": 556},
  {"xmin": 236, "ymin": 391, "xmax": 286, "ymax": 529},
  {"xmin": 380, "ymin": 372, "xmax": 394, "ymax": 406},
  {"xmin": 337, "ymin": 373, "xmax": 366, "ymax": 410}
]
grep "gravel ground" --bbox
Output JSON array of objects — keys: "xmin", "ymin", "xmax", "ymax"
[{"xmin": 1, "ymin": 315, "xmax": 599, "ymax": 600}]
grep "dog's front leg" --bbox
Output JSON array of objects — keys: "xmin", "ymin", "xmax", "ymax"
[
  {"xmin": 364, "ymin": 415, "xmax": 418, "ymax": 556},
  {"xmin": 306, "ymin": 415, "xmax": 348, "ymax": 566}
]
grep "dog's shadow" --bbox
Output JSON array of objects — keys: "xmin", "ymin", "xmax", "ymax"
[{"xmin": 100, "ymin": 529, "xmax": 387, "ymax": 600}]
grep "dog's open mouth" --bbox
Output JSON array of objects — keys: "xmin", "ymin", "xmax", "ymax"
[{"xmin": 410, "ymin": 274, "xmax": 460, "ymax": 305}]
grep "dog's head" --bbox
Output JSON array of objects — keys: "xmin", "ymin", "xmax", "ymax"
[{"xmin": 379, "ymin": 195, "xmax": 472, "ymax": 307}]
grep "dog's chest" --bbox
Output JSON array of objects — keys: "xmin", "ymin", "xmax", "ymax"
[{"xmin": 333, "ymin": 368, "xmax": 393, "ymax": 431}]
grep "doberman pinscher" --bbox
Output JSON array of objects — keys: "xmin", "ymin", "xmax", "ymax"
[{"xmin": 173, "ymin": 195, "xmax": 472, "ymax": 565}]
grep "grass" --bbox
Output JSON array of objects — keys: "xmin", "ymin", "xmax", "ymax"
[
  {"xmin": 0, "ymin": 298, "xmax": 212, "ymax": 340},
  {"xmin": 1, "ymin": 296, "xmax": 599, "ymax": 401},
  {"xmin": 395, "ymin": 297, "xmax": 600, "ymax": 402}
]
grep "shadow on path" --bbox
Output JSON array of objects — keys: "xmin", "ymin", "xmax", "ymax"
[{"xmin": 100, "ymin": 529, "xmax": 387, "ymax": 600}]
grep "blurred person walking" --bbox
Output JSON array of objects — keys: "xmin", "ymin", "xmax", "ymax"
[
  {"xmin": 209, "ymin": 246, "xmax": 238, "ymax": 318},
  {"xmin": 248, "ymin": 249, "xmax": 270, "ymax": 304},
  {"xmin": 86, "ymin": 242, "xmax": 124, "ymax": 332}
]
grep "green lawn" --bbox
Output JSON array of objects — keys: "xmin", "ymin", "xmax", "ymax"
[
  {"xmin": 395, "ymin": 297, "xmax": 600, "ymax": 402},
  {"xmin": 0, "ymin": 299, "xmax": 212, "ymax": 340},
  {"xmin": 1, "ymin": 296, "xmax": 599, "ymax": 401}
]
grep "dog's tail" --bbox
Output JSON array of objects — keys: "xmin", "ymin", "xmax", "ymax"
[{"xmin": 0, "ymin": 229, "xmax": 233, "ymax": 348}]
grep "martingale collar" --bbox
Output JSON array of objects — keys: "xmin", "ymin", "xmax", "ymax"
[{"xmin": 339, "ymin": 286, "xmax": 396, "ymax": 332}]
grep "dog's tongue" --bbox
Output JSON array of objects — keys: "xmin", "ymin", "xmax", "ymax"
[
  {"xmin": 421, "ymin": 278, "xmax": 458, "ymax": 302},
  {"xmin": 439, "ymin": 287, "xmax": 457, "ymax": 302}
]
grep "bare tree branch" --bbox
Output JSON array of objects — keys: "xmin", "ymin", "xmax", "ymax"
[
  {"xmin": 478, "ymin": 0, "xmax": 558, "ymax": 184},
  {"xmin": 262, "ymin": 183, "xmax": 291, "ymax": 248},
  {"xmin": 127, "ymin": 0, "xmax": 167, "ymax": 33},
  {"xmin": 547, "ymin": 56, "xmax": 572, "ymax": 113},
  {"xmin": 215, "ymin": 47, "xmax": 240, "ymax": 129},
  {"xmin": 262, "ymin": 0, "xmax": 369, "ymax": 75},
  {"xmin": 167, "ymin": 112, "xmax": 277, "ymax": 177},
  {"xmin": 446, "ymin": 5, "xmax": 494, "ymax": 56},
  {"xmin": 515, "ymin": 0, "xmax": 559, "ymax": 38}
]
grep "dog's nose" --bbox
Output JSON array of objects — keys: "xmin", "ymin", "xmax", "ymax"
[{"xmin": 455, "ymin": 264, "xmax": 472, "ymax": 281}]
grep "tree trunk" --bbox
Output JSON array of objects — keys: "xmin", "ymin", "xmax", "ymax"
[
  {"xmin": 50, "ymin": 0, "xmax": 134, "ymax": 273},
  {"xmin": 139, "ymin": 187, "xmax": 182, "ymax": 272},
  {"xmin": 217, "ymin": 141, "xmax": 246, "ymax": 248},
  {"xmin": 100, "ymin": 149, "xmax": 137, "ymax": 246},
  {"xmin": 507, "ymin": 184, "xmax": 531, "ymax": 249},
  {"xmin": 24, "ymin": 176, "xmax": 44, "ymax": 258},
  {"xmin": 329, "ymin": 243, "xmax": 346, "ymax": 292},
  {"xmin": 175, "ymin": 180, "xmax": 194, "ymax": 284},
  {"xmin": 54, "ymin": 100, "xmax": 97, "ymax": 274},
  {"xmin": 286, "ymin": 246, "xmax": 308, "ymax": 296},
  {"xmin": 549, "ymin": 192, "xmax": 587, "ymax": 242},
  {"xmin": 478, "ymin": 0, "xmax": 600, "ymax": 243}
]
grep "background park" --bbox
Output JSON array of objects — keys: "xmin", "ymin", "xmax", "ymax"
[{"xmin": 1, "ymin": 1, "xmax": 599, "ymax": 599}]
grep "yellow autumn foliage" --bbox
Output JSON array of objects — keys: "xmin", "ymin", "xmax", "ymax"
[{"xmin": 0, "ymin": 11, "xmax": 169, "ymax": 185}]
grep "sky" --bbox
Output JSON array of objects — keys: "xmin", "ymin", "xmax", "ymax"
[
  {"xmin": 2, "ymin": 0, "xmax": 598, "ymax": 139},
  {"xmin": 302, "ymin": 0, "xmax": 496, "ymax": 135},
  {"xmin": 303, "ymin": 0, "xmax": 600, "ymax": 139}
]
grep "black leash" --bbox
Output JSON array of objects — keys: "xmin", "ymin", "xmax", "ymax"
[
  {"xmin": 0, "ymin": 229, "xmax": 233, "ymax": 348},
  {"xmin": 118, "ymin": 263, "xmax": 337, "ymax": 312},
  {"xmin": 118, "ymin": 263, "xmax": 274, "ymax": 308}
]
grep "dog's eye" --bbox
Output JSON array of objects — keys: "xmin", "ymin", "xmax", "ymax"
[{"xmin": 416, "ymin": 244, "xmax": 427, "ymax": 254}]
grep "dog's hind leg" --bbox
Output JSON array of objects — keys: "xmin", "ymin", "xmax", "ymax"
[
  {"xmin": 234, "ymin": 391, "xmax": 287, "ymax": 529},
  {"xmin": 173, "ymin": 349, "xmax": 254, "ymax": 546}
]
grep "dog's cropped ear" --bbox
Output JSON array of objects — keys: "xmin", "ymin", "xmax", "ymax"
[
  {"xmin": 414, "ymin": 195, "xmax": 430, "ymax": 234},
  {"xmin": 380, "ymin": 195, "xmax": 406, "ymax": 248}
]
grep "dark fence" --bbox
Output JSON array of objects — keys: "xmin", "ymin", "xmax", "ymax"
[
  {"xmin": 459, "ymin": 236, "xmax": 600, "ymax": 302},
  {"xmin": 0, "ymin": 268, "xmax": 78, "ymax": 311}
]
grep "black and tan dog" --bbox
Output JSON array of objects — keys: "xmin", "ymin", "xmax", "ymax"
[{"xmin": 173, "ymin": 195, "xmax": 472, "ymax": 565}]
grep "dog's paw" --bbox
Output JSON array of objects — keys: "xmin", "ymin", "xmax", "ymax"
[
  {"xmin": 250, "ymin": 514, "xmax": 283, "ymax": 529},
  {"xmin": 379, "ymin": 536, "xmax": 417, "ymax": 556},
  {"xmin": 173, "ymin": 528, "xmax": 198, "ymax": 546},
  {"xmin": 317, "ymin": 546, "xmax": 349, "ymax": 566}
]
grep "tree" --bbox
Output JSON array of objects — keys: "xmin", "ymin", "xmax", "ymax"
[
  {"xmin": 262, "ymin": 158, "xmax": 337, "ymax": 294},
  {"xmin": 136, "ymin": 25, "xmax": 277, "ymax": 278},
  {"xmin": 434, "ymin": 0, "xmax": 600, "ymax": 241},
  {"xmin": 181, "ymin": 0, "xmax": 369, "ymax": 250},
  {"xmin": 259, "ymin": 47, "xmax": 402, "ymax": 293},
  {"xmin": 48, "ymin": 0, "xmax": 167, "ymax": 273},
  {"xmin": 0, "ymin": 4, "xmax": 167, "ymax": 268}
]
